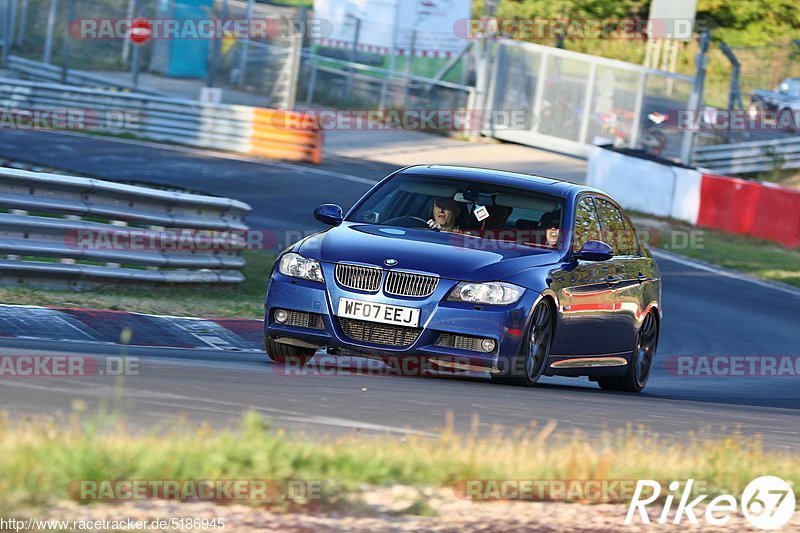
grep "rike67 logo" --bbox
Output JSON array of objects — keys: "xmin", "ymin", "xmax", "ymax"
[{"xmin": 626, "ymin": 476, "xmax": 795, "ymax": 530}]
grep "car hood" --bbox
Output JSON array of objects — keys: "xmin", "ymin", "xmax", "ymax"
[{"xmin": 295, "ymin": 223, "xmax": 562, "ymax": 282}]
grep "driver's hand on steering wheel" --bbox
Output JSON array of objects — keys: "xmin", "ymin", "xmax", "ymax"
[{"xmin": 427, "ymin": 219, "xmax": 442, "ymax": 231}]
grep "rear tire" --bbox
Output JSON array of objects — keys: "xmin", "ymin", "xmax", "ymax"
[
  {"xmin": 264, "ymin": 337, "xmax": 315, "ymax": 367},
  {"xmin": 491, "ymin": 299, "xmax": 554, "ymax": 387},
  {"xmin": 597, "ymin": 311, "xmax": 658, "ymax": 393}
]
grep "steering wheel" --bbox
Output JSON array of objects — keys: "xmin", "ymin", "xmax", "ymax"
[{"xmin": 384, "ymin": 216, "xmax": 431, "ymax": 229}]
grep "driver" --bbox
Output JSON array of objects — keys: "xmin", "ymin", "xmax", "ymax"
[{"xmin": 427, "ymin": 197, "xmax": 462, "ymax": 233}]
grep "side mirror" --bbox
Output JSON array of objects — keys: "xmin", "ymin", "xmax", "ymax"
[
  {"xmin": 574, "ymin": 240, "xmax": 613, "ymax": 262},
  {"xmin": 313, "ymin": 204, "xmax": 343, "ymax": 226}
]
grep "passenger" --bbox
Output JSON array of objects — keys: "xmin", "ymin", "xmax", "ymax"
[
  {"xmin": 539, "ymin": 211, "xmax": 561, "ymax": 247},
  {"xmin": 427, "ymin": 197, "xmax": 463, "ymax": 233}
]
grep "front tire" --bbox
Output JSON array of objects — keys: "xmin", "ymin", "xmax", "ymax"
[
  {"xmin": 264, "ymin": 337, "xmax": 315, "ymax": 367},
  {"xmin": 492, "ymin": 299, "xmax": 554, "ymax": 387},
  {"xmin": 598, "ymin": 311, "xmax": 658, "ymax": 393}
]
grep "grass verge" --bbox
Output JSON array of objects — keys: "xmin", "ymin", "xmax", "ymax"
[
  {"xmin": 0, "ymin": 411, "xmax": 797, "ymax": 511},
  {"xmin": 0, "ymin": 251, "xmax": 276, "ymax": 319},
  {"xmin": 633, "ymin": 216, "xmax": 800, "ymax": 288}
]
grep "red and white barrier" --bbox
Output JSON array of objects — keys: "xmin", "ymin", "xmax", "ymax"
[{"xmin": 587, "ymin": 145, "xmax": 800, "ymax": 248}]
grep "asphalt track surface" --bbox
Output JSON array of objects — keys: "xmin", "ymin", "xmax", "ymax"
[{"xmin": 1, "ymin": 130, "xmax": 799, "ymax": 449}]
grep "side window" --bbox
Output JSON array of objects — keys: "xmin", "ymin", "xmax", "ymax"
[
  {"xmin": 573, "ymin": 196, "xmax": 602, "ymax": 251},
  {"xmin": 621, "ymin": 215, "xmax": 641, "ymax": 256},
  {"xmin": 595, "ymin": 198, "xmax": 634, "ymax": 256}
]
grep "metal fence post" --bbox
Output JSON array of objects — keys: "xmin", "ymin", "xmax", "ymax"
[
  {"xmin": 401, "ymin": 29, "xmax": 416, "ymax": 108},
  {"xmin": 206, "ymin": 0, "xmax": 228, "ymax": 88},
  {"xmin": 121, "ymin": 0, "xmax": 135, "ymax": 63},
  {"xmin": 344, "ymin": 16, "xmax": 360, "ymax": 100},
  {"xmin": 577, "ymin": 60, "xmax": 597, "ymax": 144},
  {"xmin": 680, "ymin": 29, "xmax": 710, "ymax": 167},
  {"xmin": 305, "ymin": 59, "xmax": 317, "ymax": 107},
  {"xmin": 42, "ymin": 0, "xmax": 57, "ymax": 64},
  {"xmin": 629, "ymin": 71, "xmax": 647, "ymax": 148},
  {"xmin": 14, "ymin": 0, "xmax": 25, "ymax": 47},
  {"xmin": 2, "ymin": 0, "xmax": 10, "ymax": 67},
  {"xmin": 130, "ymin": 0, "xmax": 142, "ymax": 89},
  {"xmin": 235, "ymin": 0, "xmax": 254, "ymax": 86},
  {"xmin": 60, "ymin": 0, "xmax": 76, "ymax": 83},
  {"xmin": 378, "ymin": 0, "xmax": 401, "ymax": 110},
  {"xmin": 285, "ymin": 30, "xmax": 301, "ymax": 109},
  {"xmin": 7, "ymin": 0, "xmax": 16, "ymax": 51},
  {"xmin": 530, "ymin": 51, "xmax": 548, "ymax": 133}
]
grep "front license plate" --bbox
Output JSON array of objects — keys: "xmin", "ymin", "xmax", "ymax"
[{"xmin": 337, "ymin": 297, "xmax": 420, "ymax": 328}]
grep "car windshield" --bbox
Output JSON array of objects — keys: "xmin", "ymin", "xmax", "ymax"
[
  {"xmin": 780, "ymin": 79, "xmax": 800, "ymax": 96},
  {"xmin": 348, "ymin": 173, "xmax": 566, "ymax": 249}
]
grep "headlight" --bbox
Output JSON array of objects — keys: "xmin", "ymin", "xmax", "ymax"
[
  {"xmin": 447, "ymin": 281, "xmax": 524, "ymax": 305},
  {"xmin": 278, "ymin": 253, "xmax": 324, "ymax": 283}
]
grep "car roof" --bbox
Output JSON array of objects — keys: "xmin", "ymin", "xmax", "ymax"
[{"xmin": 397, "ymin": 164, "xmax": 601, "ymax": 198}]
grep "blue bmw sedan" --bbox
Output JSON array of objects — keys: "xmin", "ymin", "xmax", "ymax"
[{"xmin": 264, "ymin": 165, "xmax": 662, "ymax": 392}]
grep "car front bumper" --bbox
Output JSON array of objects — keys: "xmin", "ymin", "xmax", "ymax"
[{"xmin": 263, "ymin": 266, "xmax": 541, "ymax": 373}]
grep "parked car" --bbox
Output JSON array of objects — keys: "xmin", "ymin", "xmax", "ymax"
[
  {"xmin": 263, "ymin": 165, "xmax": 662, "ymax": 392},
  {"xmin": 750, "ymin": 78, "xmax": 800, "ymax": 128}
]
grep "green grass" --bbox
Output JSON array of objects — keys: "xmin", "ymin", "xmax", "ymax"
[
  {"xmin": 0, "ymin": 410, "xmax": 798, "ymax": 511},
  {"xmin": 0, "ymin": 251, "xmax": 276, "ymax": 319},
  {"xmin": 633, "ymin": 215, "xmax": 800, "ymax": 288}
]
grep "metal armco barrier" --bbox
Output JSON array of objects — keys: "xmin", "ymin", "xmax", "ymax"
[
  {"xmin": 693, "ymin": 136, "xmax": 800, "ymax": 175},
  {"xmin": 0, "ymin": 166, "xmax": 253, "ymax": 287},
  {"xmin": 0, "ymin": 77, "xmax": 323, "ymax": 164},
  {"xmin": 7, "ymin": 56, "xmax": 164, "ymax": 95}
]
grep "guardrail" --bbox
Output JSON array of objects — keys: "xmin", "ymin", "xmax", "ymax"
[
  {"xmin": 0, "ymin": 77, "xmax": 323, "ymax": 164},
  {"xmin": 0, "ymin": 166, "xmax": 253, "ymax": 287},
  {"xmin": 7, "ymin": 55, "xmax": 164, "ymax": 95},
  {"xmin": 693, "ymin": 136, "xmax": 800, "ymax": 174}
]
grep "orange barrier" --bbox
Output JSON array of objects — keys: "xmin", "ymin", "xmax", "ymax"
[{"xmin": 249, "ymin": 108, "xmax": 323, "ymax": 164}]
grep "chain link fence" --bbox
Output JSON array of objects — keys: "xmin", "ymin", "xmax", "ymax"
[
  {"xmin": 484, "ymin": 39, "xmax": 694, "ymax": 160},
  {"xmin": 2, "ymin": 0, "xmax": 303, "ymax": 108}
]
